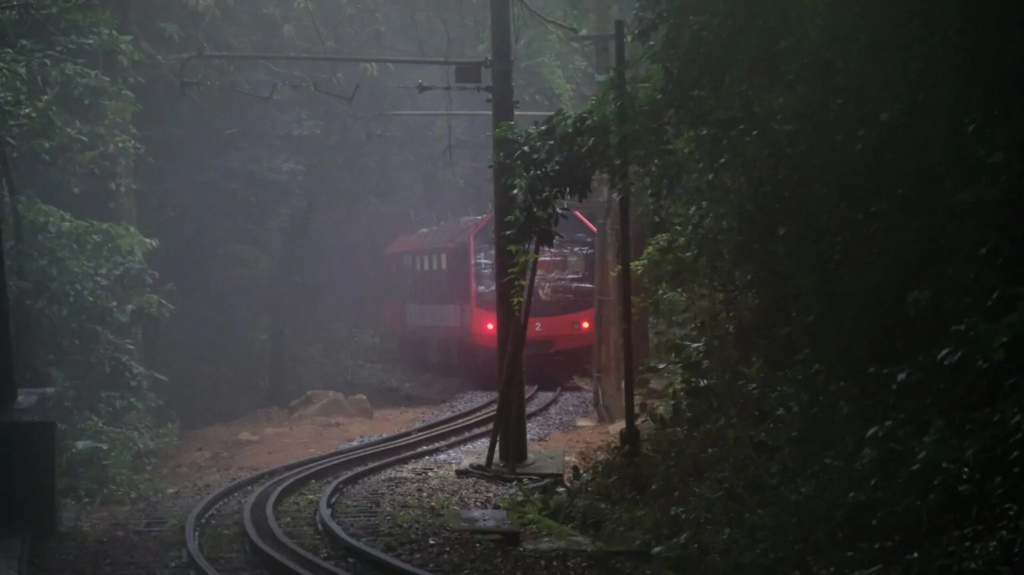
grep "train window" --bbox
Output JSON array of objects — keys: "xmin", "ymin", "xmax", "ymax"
[
  {"xmin": 436, "ymin": 257, "xmax": 443, "ymax": 302},
  {"xmin": 440, "ymin": 254, "xmax": 449, "ymax": 302},
  {"xmin": 415, "ymin": 255, "xmax": 422, "ymax": 272},
  {"xmin": 437, "ymin": 255, "xmax": 444, "ymax": 299},
  {"xmin": 432, "ymin": 254, "xmax": 438, "ymax": 271},
  {"xmin": 566, "ymin": 252, "xmax": 585, "ymax": 274}
]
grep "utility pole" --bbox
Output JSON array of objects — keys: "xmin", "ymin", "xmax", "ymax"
[
  {"xmin": 615, "ymin": 19, "xmax": 640, "ymax": 455},
  {"xmin": 591, "ymin": 0, "xmax": 625, "ymax": 423},
  {"xmin": 490, "ymin": 0, "xmax": 527, "ymax": 466}
]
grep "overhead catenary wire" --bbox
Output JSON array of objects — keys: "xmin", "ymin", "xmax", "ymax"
[{"xmin": 392, "ymin": 80, "xmax": 491, "ymax": 94}]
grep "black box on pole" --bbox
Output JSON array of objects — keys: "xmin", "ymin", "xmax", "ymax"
[
  {"xmin": 454, "ymin": 64, "xmax": 483, "ymax": 85},
  {"xmin": 0, "ymin": 390, "xmax": 58, "ymax": 539}
]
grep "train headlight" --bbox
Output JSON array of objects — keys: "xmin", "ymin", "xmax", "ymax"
[
  {"xmin": 486, "ymin": 322, "xmax": 495, "ymax": 331},
  {"xmin": 572, "ymin": 322, "xmax": 580, "ymax": 330},
  {"xmin": 582, "ymin": 321, "xmax": 591, "ymax": 330}
]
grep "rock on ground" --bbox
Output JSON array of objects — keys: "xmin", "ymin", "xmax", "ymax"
[
  {"xmin": 287, "ymin": 390, "xmax": 374, "ymax": 420},
  {"xmin": 288, "ymin": 389, "xmax": 338, "ymax": 414},
  {"xmin": 286, "ymin": 386, "xmax": 374, "ymax": 419},
  {"xmin": 346, "ymin": 394, "xmax": 374, "ymax": 419},
  {"xmin": 303, "ymin": 395, "xmax": 354, "ymax": 418}
]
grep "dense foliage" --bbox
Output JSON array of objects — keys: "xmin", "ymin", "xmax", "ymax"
[
  {"xmin": 505, "ymin": 0, "xmax": 1023, "ymax": 572},
  {"xmin": 2, "ymin": 0, "xmax": 174, "ymax": 501}
]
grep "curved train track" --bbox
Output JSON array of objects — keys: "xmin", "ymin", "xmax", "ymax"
[{"xmin": 185, "ymin": 386, "xmax": 561, "ymax": 575}]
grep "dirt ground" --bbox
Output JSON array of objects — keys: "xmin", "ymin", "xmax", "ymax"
[
  {"xmin": 161, "ymin": 405, "xmax": 434, "ymax": 487},
  {"xmin": 528, "ymin": 411, "xmax": 619, "ymax": 470},
  {"xmin": 161, "ymin": 405, "xmax": 618, "ymax": 489}
]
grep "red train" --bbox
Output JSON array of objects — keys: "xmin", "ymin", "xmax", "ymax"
[{"xmin": 381, "ymin": 210, "xmax": 597, "ymax": 383}]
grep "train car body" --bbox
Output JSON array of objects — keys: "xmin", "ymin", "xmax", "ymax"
[{"xmin": 381, "ymin": 211, "xmax": 596, "ymax": 382}]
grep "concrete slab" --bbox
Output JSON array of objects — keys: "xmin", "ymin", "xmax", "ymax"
[
  {"xmin": 0, "ymin": 537, "xmax": 22, "ymax": 575},
  {"xmin": 1, "ymin": 389, "xmax": 57, "ymax": 539},
  {"xmin": 448, "ymin": 510, "xmax": 521, "ymax": 545},
  {"xmin": 458, "ymin": 448, "xmax": 565, "ymax": 479},
  {"xmin": 455, "ymin": 509, "xmax": 512, "ymax": 530},
  {"xmin": 522, "ymin": 535, "xmax": 596, "ymax": 552}
]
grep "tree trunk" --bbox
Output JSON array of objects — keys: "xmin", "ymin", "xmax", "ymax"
[
  {"xmin": 103, "ymin": 0, "xmax": 152, "ymax": 395},
  {"xmin": 267, "ymin": 198, "xmax": 313, "ymax": 407},
  {"xmin": 266, "ymin": 156, "xmax": 331, "ymax": 407},
  {"xmin": 0, "ymin": 138, "xmax": 38, "ymax": 390},
  {"xmin": 0, "ymin": 160, "xmax": 18, "ymax": 407},
  {"xmin": 631, "ymin": 179, "xmax": 651, "ymax": 389}
]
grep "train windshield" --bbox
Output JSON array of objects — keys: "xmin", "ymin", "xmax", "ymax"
[{"xmin": 473, "ymin": 213, "xmax": 595, "ymax": 317}]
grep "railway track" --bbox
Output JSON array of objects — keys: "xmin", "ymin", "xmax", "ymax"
[{"xmin": 185, "ymin": 386, "xmax": 561, "ymax": 575}]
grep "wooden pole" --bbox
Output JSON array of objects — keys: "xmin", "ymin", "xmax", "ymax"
[
  {"xmin": 486, "ymin": 241, "xmax": 541, "ymax": 470},
  {"xmin": 490, "ymin": 0, "xmax": 528, "ymax": 465},
  {"xmin": 591, "ymin": 0, "xmax": 625, "ymax": 423},
  {"xmin": 615, "ymin": 20, "xmax": 640, "ymax": 455}
]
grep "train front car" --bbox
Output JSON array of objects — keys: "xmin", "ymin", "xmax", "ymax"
[{"xmin": 469, "ymin": 210, "xmax": 597, "ymax": 383}]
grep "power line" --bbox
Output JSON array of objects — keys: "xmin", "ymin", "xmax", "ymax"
[{"xmin": 393, "ymin": 81, "xmax": 492, "ymax": 94}]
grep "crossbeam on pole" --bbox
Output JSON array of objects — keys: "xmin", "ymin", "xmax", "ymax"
[{"xmin": 178, "ymin": 51, "xmax": 490, "ymax": 95}]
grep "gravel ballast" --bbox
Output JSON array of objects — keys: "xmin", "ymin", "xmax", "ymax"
[
  {"xmin": 328, "ymin": 389, "xmax": 657, "ymax": 574},
  {"xmin": 334, "ymin": 458, "xmax": 657, "ymax": 575},
  {"xmin": 426, "ymin": 390, "xmax": 592, "ymax": 464}
]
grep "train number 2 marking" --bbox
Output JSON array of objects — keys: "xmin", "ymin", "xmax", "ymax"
[{"xmin": 534, "ymin": 322, "xmax": 542, "ymax": 331}]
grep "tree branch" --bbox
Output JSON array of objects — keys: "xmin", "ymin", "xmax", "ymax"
[{"xmin": 517, "ymin": 0, "xmax": 580, "ymax": 34}]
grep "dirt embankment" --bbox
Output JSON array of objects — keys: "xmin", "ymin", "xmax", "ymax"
[
  {"xmin": 161, "ymin": 394, "xmax": 621, "ymax": 491},
  {"xmin": 161, "ymin": 404, "xmax": 432, "ymax": 488}
]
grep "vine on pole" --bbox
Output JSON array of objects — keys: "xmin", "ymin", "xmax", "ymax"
[{"xmin": 498, "ymin": 97, "xmax": 618, "ymax": 277}]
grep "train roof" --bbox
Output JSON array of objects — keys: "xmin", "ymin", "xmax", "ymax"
[{"xmin": 384, "ymin": 215, "xmax": 488, "ymax": 254}]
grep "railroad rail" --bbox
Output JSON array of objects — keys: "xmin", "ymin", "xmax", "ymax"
[{"xmin": 185, "ymin": 386, "xmax": 560, "ymax": 575}]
